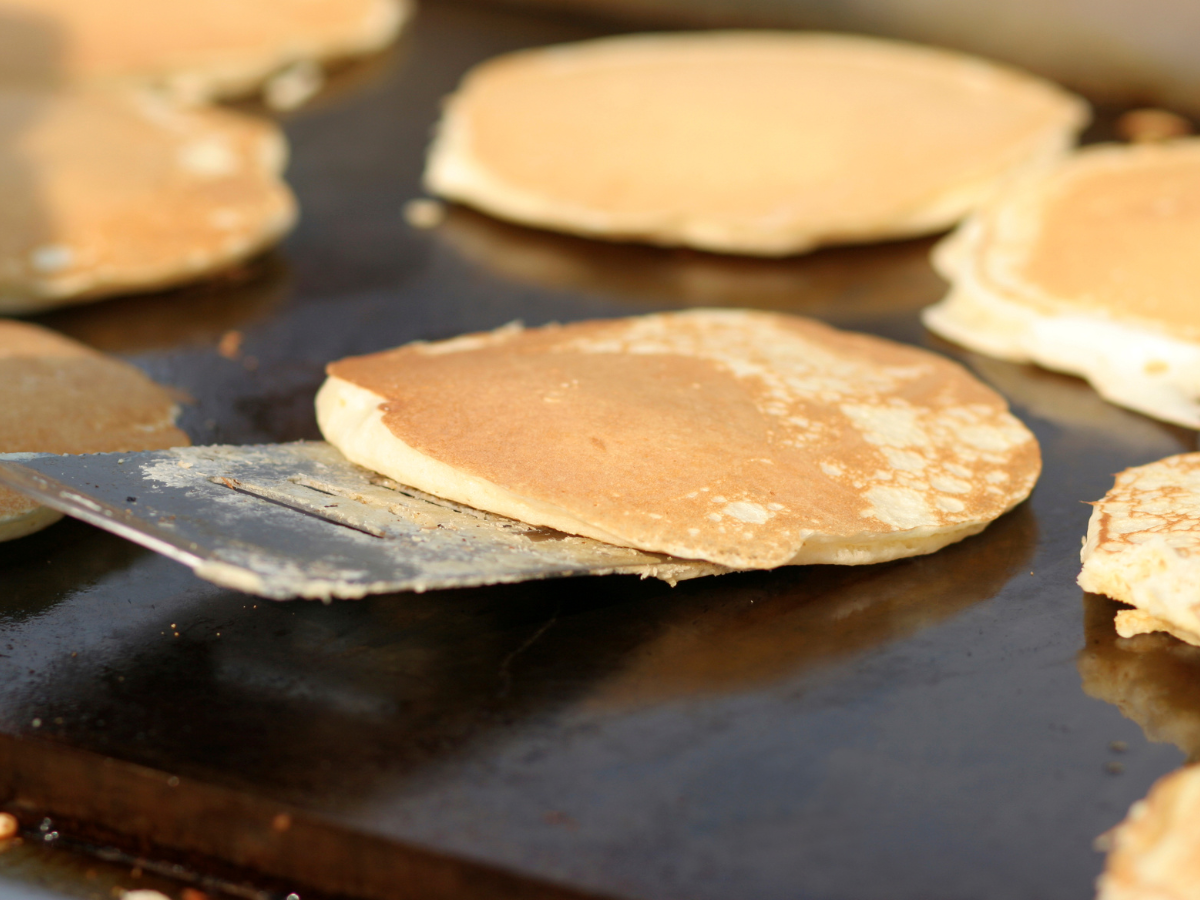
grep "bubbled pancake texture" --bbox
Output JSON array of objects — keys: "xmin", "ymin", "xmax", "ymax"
[
  {"xmin": 0, "ymin": 86, "xmax": 295, "ymax": 311},
  {"xmin": 325, "ymin": 310, "xmax": 1040, "ymax": 569},
  {"xmin": 924, "ymin": 140, "xmax": 1200, "ymax": 427},
  {"xmin": 1080, "ymin": 453, "xmax": 1200, "ymax": 645},
  {"xmin": 1098, "ymin": 763, "xmax": 1200, "ymax": 900},
  {"xmin": 425, "ymin": 31, "xmax": 1087, "ymax": 255},
  {"xmin": 0, "ymin": 0, "xmax": 408, "ymax": 99},
  {"xmin": 0, "ymin": 319, "xmax": 189, "ymax": 524}
]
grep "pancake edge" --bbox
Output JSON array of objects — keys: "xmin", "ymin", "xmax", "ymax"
[
  {"xmin": 0, "ymin": 503, "xmax": 63, "ymax": 543},
  {"xmin": 924, "ymin": 215, "xmax": 1200, "ymax": 428},
  {"xmin": 1079, "ymin": 492, "xmax": 1200, "ymax": 648}
]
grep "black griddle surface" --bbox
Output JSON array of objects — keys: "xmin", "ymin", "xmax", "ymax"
[{"xmin": 2, "ymin": 3, "xmax": 1198, "ymax": 899}]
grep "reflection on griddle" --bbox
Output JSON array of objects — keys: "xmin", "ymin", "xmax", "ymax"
[
  {"xmin": 1078, "ymin": 593, "xmax": 1200, "ymax": 761},
  {"xmin": 0, "ymin": 518, "xmax": 148, "ymax": 623},
  {"xmin": 436, "ymin": 206, "xmax": 944, "ymax": 319},
  {"xmin": 7, "ymin": 505, "xmax": 1034, "ymax": 807},
  {"xmin": 585, "ymin": 504, "xmax": 1036, "ymax": 708},
  {"xmin": 31, "ymin": 253, "xmax": 290, "ymax": 356}
]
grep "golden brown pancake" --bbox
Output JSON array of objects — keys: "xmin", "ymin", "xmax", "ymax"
[
  {"xmin": 1097, "ymin": 763, "xmax": 1200, "ymax": 900},
  {"xmin": 0, "ymin": 319, "xmax": 189, "ymax": 541},
  {"xmin": 317, "ymin": 310, "xmax": 1040, "ymax": 569},
  {"xmin": 0, "ymin": 85, "xmax": 296, "ymax": 313},
  {"xmin": 0, "ymin": 0, "xmax": 411, "ymax": 105},
  {"xmin": 925, "ymin": 139, "xmax": 1200, "ymax": 427},
  {"xmin": 1080, "ymin": 453, "xmax": 1200, "ymax": 647},
  {"xmin": 425, "ymin": 31, "xmax": 1087, "ymax": 256}
]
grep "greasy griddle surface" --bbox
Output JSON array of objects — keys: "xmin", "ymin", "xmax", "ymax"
[{"xmin": 0, "ymin": 3, "xmax": 1194, "ymax": 899}]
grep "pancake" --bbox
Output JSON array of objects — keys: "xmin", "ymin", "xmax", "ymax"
[
  {"xmin": 1097, "ymin": 763, "xmax": 1200, "ymax": 900},
  {"xmin": 424, "ymin": 31, "xmax": 1087, "ymax": 256},
  {"xmin": 0, "ymin": 85, "xmax": 296, "ymax": 313},
  {"xmin": 1079, "ymin": 453, "xmax": 1200, "ymax": 647},
  {"xmin": 924, "ymin": 139, "xmax": 1200, "ymax": 428},
  {"xmin": 0, "ymin": 0, "xmax": 411, "ymax": 105},
  {"xmin": 317, "ymin": 310, "xmax": 1040, "ymax": 569},
  {"xmin": 0, "ymin": 319, "xmax": 189, "ymax": 541}
]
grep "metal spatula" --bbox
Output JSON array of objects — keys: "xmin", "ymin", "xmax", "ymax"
[{"xmin": 0, "ymin": 442, "xmax": 722, "ymax": 600}]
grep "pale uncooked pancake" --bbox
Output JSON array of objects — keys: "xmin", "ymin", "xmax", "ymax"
[
  {"xmin": 317, "ymin": 310, "xmax": 1040, "ymax": 569},
  {"xmin": 0, "ymin": 319, "xmax": 189, "ymax": 541},
  {"xmin": 1079, "ymin": 454, "xmax": 1200, "ymax": 647},
  {"xmin": 0, "ymin": 86, "xmax": 296, "ymax": 313},
  {"xmin": 1097, "ymin": 763, "xmax": 1200, "ymax": 900},
  {"xmin": 925, "ymin": 139, "xmax": 1200, "ymax": 428},
  {"xmin": 0, "ymin": 0, "xmax": 411, "ymax": 104},
  {"xmin": 424, "ymin": 31, "xmax": 1087, "ymax": 256}
]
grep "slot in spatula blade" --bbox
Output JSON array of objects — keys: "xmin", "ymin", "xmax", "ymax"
[{"xmin": 0, "ymin": 442, "xmax": 721, "ymax": 600}]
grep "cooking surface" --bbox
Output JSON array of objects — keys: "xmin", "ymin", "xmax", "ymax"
[{"xmin": 1, "ymin": 3, "xmax": 1197, "ymax": 899}]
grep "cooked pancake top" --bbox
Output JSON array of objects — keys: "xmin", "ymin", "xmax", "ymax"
[
  {"xmin": 0, "ymin": 0, "xmax": 403, "ymax": 85},
  {"xmin": 985, "ymin": 141, "xmax": 1200, "ymax": 340},
  {"xmin": 0, "ymin": 85, "xmax": 294, "ymax": 300},
  {"xmin": 437, "ymin": 32, "xmax": 1085, "ymax": 234},
  {"xmin": 0, "ymin": 319, "xmax": 189, "ymax": 517},
  {"xmin": 1085, "ymin": 453, "xmax": 1200, "ymax": 558},
  {"xmin": 329, "ymin": 310, "xmax": 1039, "ymax": 568}
]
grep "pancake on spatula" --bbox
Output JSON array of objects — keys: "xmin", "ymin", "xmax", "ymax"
[
  {"xmin": 0, "ymin": 320, "xmax": 189, "ymax": 541},
  {"xmin": 0, "ymin": 86, "xmax": 295, "ymax": 313},
  {"xmin": 317, "ymin": 310, "xmax": 1040, "ymax": 570},
  {"xmin": 424, "ymin": 32, "xmax": 1087, "ymax": 256},
  {"xmin": 0, "ymin": 0, "xmax": 410, "ymax": 106},
  {"xmin": 1080, "ymin": 453, "xmax": 1200, "ymax": 646},
  {"xmin": 1097, "ymin": 763, "xmax": 1200, "ymax": 900},
  {"xmin": 925, "ymin": 139, "xmax": 1200, "ymax": 428}
]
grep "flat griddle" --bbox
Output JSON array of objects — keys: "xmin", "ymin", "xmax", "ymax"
[{"xmin": 2, "ymin": 3, "xmax": 1198, "ymax": 898}]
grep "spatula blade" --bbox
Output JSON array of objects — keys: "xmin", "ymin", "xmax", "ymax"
[{"xmin": 0, "ymin": 442, "xmax": 722, "ymax": 600}]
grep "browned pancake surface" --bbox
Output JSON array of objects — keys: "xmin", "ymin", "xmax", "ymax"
[
  {"xmin": 329, "ymin": 311, "xmax": 1040, "ymax": 568},
  {"xmin": 427, "ymin": 32, "xmax": 1087, "ymax": 254},
  {"xmin": 0, "ymin": 86, "xmax": 295, "ymax": 310},
  {"xmin": 1017, "ymin": 143, "xmax": 1200, "ymax": 339},
  {"xmin": 0, "ymin": 319, "xmax": 188, "ymax": 522},
  {"xmin": 0, "ymin": 0, "xmax": 405, "ymax": 96}
]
